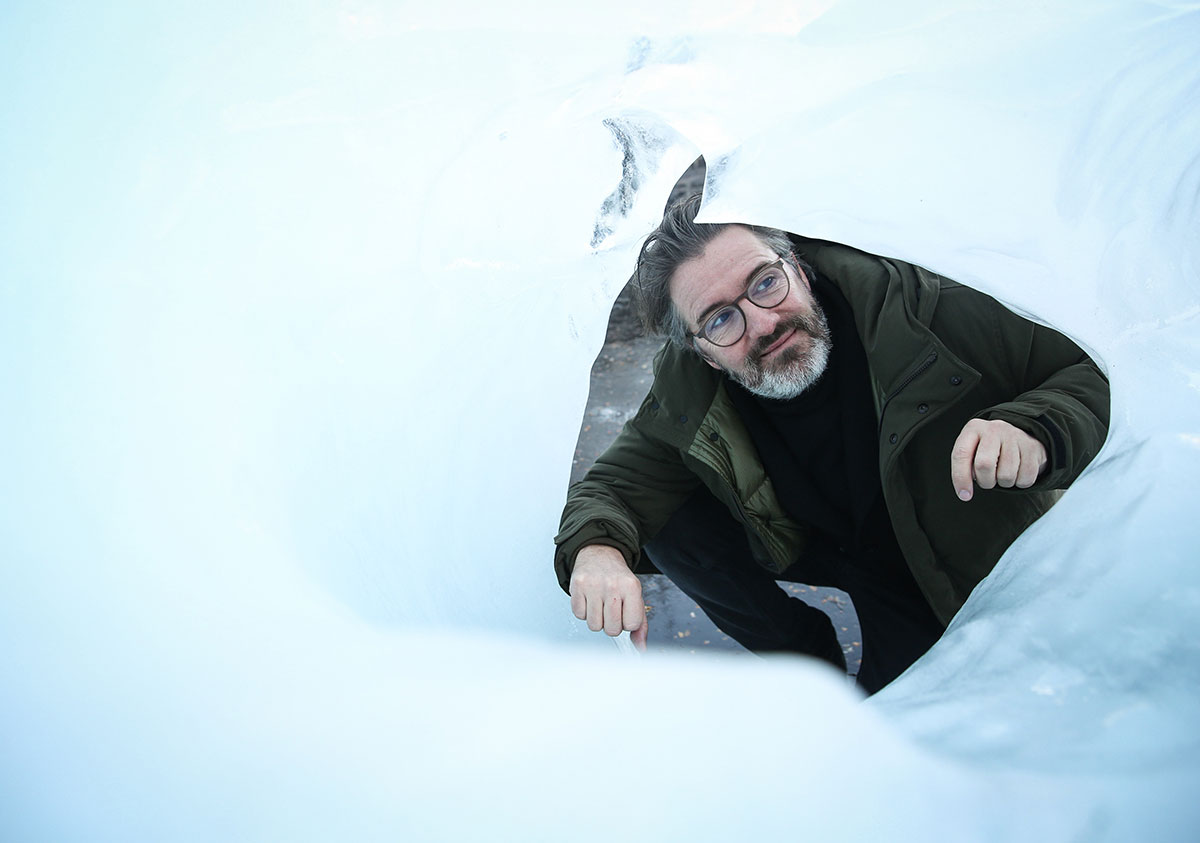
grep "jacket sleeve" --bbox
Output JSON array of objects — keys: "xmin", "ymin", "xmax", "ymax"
[
  {"xmin": 938, "ymin": 283, "xmax": 1111, "ymax": 491},
  {"xmin": 553, "ymin": 394, "xmax": 702, "ymax": 594}
]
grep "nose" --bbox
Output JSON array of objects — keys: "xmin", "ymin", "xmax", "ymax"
[{"xmin": 742, "ymin": 300, "xmax": 782, "ymax": 343}]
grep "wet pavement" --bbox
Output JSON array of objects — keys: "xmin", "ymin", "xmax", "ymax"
[{"xmin": 569, "ymin": 333, "xmax": 864, "ymax": 677}]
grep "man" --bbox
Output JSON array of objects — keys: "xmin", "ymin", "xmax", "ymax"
[{"xmin": 555, "ymin": 194, "xmax": 1109, "ymax": 693}]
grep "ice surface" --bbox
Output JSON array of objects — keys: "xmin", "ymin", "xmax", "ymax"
[{"xmin": 2, "ymin": 1, "xmax": 1198, "ymax": 839}]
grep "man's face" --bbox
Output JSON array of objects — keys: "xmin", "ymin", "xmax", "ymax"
[{"xmin": 669, "ymin": 225, "xmax": 832, "ymax": 400}]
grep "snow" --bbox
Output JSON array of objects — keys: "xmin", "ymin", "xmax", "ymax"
[{"xmin": 1, "ymin": 1, "xmax": 1198, "ymax": 839}]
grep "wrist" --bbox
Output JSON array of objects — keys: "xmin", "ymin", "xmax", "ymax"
[{"xmin": 575, "ymin": 544, "xmax": 630, "ymax": 569}]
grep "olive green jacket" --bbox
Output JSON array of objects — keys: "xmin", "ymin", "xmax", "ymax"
[{"xmin": 555, "ymin": 238, "xmax": 1110, "ymax": 625}]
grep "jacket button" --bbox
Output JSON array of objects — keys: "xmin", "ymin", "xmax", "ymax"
[
  {"xmin": 917, "ymin": 403, "xmax": 929, "ymax": 414},
  {"xmin": 678, "ymin": 415, "xmax": 688, "ymax": 424},
  {"xmin": 950, "ymin": 375, "xmax": 963, "ymax": 386},
  {"xmin": 709, "ymin": 432, "xmax": 720, "ymax": 442},
  {"xmin": 889, "ymin": 433, "xmax": 898, "ymax": 444},
  {"xmin": 650, "ymin": 400, "xmax": 660, "ymax": 410}
]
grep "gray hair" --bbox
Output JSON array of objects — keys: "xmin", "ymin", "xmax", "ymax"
[{"xmin": 633, "ymin": 193, "xmax": 805, "ymax": 351}]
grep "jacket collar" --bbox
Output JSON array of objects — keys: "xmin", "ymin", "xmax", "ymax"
[{"xmin": 646, "ymin": 236, "xmax": 960, "ymax": 434}]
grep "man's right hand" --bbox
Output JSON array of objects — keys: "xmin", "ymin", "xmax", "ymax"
[{"xmin": 569, "ymin": 545, "xmax": 648, "ymax": 651}]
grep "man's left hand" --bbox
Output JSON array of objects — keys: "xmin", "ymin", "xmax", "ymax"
[{"xmin": 951, "ymin": 418, "xmax": 1048, "ymax": 502}]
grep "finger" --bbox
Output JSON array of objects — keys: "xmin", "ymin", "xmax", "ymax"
[
  {"xmin": 973, "ymin": 434, "xmax": 1001, "ymax": 490},
  {"xmin": 1015, "ymin": 453, "xmax": 1041, "ymax": 489},
  {"xmin": 621, "ymin": 581, "xmax": 644, "ymax": 634},
  {"xmin": 569, "ymin": 585, "xmax": 586, "ymax": 621},
  {"xmin": 1016, "ymin": 437, "xmax": 1048, "ymax": 488},
  {"xmin": 951, "ymin": 426, "xmax": 982, "ymax": 501},
  {"xmin": 994, "ymin": 437, "xmax": 1021, "ymax": 488},
  {"xmin": 631, "ymin": 615, "xmax": 648, "ymax": 652},
  {"xmin": 585, "ymin": 592, "xmax": 604, "ymax": 632},
  {"xmin": 603, "ymin": 595, "xmax": 625, "ymax": 637}
]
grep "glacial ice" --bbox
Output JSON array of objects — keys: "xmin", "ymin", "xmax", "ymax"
[{"xmin": 1, "ymin": 1, "xmax": 1198, "ymax": 839}]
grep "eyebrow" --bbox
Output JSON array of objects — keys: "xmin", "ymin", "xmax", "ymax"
[{"xmin": 694, "ymin": 259, "xmax": 780, "ymax": 326}]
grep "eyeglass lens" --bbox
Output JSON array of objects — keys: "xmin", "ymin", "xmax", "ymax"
[{"xmin": 702, "ymin": 262, "xmax": 790, "ymax": 346}]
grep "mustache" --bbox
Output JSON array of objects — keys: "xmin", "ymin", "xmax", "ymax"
[{"xmin": 748, "ymin": 314, "xmax": 824, "ymax": 362}]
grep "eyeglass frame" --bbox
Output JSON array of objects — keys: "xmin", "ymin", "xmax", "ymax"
[{"xmin": 683, "ymin": 257, "xmax": 794, "ymax": 348}]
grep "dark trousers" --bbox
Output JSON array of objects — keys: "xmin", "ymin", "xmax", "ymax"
[{"xmin": 642, "ymin": 487, "xmax": 945, "ymax": 695}]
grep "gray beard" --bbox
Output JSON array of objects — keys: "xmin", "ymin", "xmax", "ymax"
[{"xmin": 726, "ymin": 308, "xmax": 832, "ymax": 400}]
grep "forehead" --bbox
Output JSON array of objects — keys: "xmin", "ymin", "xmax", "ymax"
[{"xmin": 668, "ymin": 226, "xmax": 778, "ymax": 322}]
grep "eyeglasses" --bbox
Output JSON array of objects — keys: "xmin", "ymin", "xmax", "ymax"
[{"xmin": 685, "ymin": 258, "xmax": 792, "ymax": 347}]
